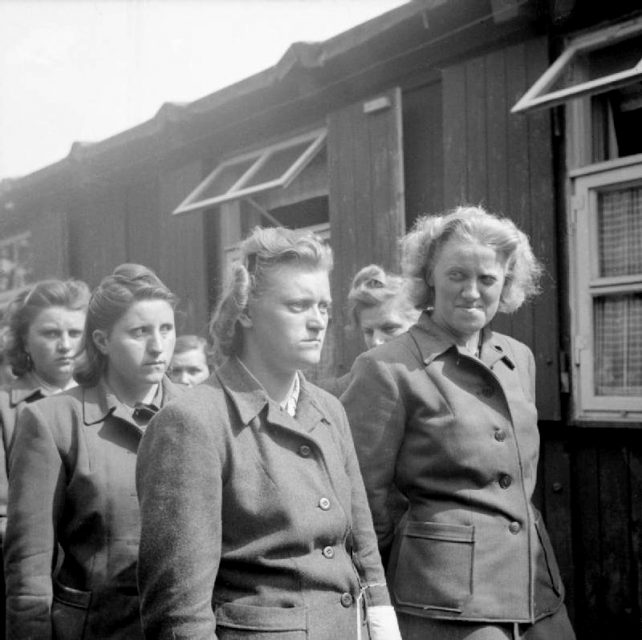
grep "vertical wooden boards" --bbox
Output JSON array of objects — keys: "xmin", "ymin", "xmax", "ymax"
[
  {"xmin": 442, "ymin": 37, "xmax": 560, "ymax": 420},
  {"xmin": 327, "ymin": 87, "xmax": 405, "ymax": 373},
  {"xmin": 158, "ymin": 161, "xmax": 209, "ymax": 334},
  {"xmin": 29, "ymin": 209, "xmax": 69, "ymax": 279}
]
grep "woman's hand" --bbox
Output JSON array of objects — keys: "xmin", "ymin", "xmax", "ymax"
[{"xmin": 368, "ymin": 605, "xmax": 402, "ymax": 640}]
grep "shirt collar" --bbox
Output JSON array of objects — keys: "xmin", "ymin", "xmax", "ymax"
[{"xmin": 411, "ymin": 310, "xmax": 515, "ymax": 369}]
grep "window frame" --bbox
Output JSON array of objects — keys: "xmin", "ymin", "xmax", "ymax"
[
  {"xmin": 511, "ymin": 16, "xmax": 642, "ymax": 115},
  {"xmin": 173, "ymin": 128, "xmax": 327, "ymax": 215},
  {"xmin": 570, "ymin": 156, "xmax": 642, "ymax": 422}
]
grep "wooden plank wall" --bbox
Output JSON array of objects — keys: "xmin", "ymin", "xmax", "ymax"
[
  {"xmin": 327, "ymin": 87, "xmax": 406, "ymax": 375},
  {"xmin": 442, "ymin": 36, "xmax": 561, "ymax": 422}
]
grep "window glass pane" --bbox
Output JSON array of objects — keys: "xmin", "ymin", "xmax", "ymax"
[
  {"xmin": 594, "ymin": 293, "xmax": 642, "ymax": 396},
  {"xmin": 199, "ymin": 158, "xmax": 257, "ymax": 201},
  {"xmin": 598, "ymin": 184, "xmax": 642, "ymax": 276},
  {"xmin": 242, "ymin": 141, "xmax": 312, "ymax": 189}
]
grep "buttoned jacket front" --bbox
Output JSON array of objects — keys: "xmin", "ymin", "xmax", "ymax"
[
  {"xmin": 136, "ymin": 356, "xmax": 390, "ymax": 640},
  {"xmin": 4, "ymin": 376, "xmax": 182, "ymax": 640},
  {"xmin": 341, "ymin": 312, "xmax": 565, "ymax": 624}
]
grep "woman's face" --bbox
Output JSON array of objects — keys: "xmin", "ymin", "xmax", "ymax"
[
  {"xmin": 94, "ymin": 299, "xmax": 175, "ymax": 399},
  {"xmin": 428, "ymin": 238, "xmax": 507, "ymax": 343},
  {"xmin": 170, "ymin": 348, "xmax": 210, "ymax": 387},
  {"xmin": 358, "ymin": 297, "xmax": 418, "ymax": 350},
  {"xmin": 25, "ymin": 306, "xmax": 86, "ymax": 387},
  {"xmin": 242, "ymin": 265, "xmax": 331, "ymax": 377}
]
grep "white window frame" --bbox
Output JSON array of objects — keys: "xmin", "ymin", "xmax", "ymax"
[
  {"xmin": 570, "ymin": 157, "xmax": 642, "ymax": 422},
  {"xmin": 512, "ymin": 16, "xmax": 642, "ymax": 114},
  {"xmin": 173, "ymin": 129, "xmax": 326, "ymax": 215}
]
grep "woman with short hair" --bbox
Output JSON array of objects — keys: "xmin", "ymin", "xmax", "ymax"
[
  {"xmin": 137, "ymin": 227, "xmax": 400, "ymax": 640},
  {"xmin": 4, "ymin": 264, "xmax": 182, "ymax": 640},
  {"xmin": 342, "ymin": 206, "xmax": 576, "ymax": 639}
]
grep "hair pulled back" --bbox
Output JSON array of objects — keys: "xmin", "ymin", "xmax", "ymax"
[
  {"xmin": 74, "ymin": 263, "xmax": 177, "ymax": 387},
  {"xmin": 210, "ymin": 226, "xmax": 333, "ymax": 358}
]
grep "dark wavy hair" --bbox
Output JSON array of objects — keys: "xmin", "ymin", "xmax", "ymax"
[
  {"xmin": 4, "ymin": 279, "xmax": 90, "ymax": 378},
  {"xmin": 210, "ymin": 226, "xmax": 333, "ymax": 358},
  {"xmin": 74, "ymin": 264, "xmax": 177, "ymax": 387}
]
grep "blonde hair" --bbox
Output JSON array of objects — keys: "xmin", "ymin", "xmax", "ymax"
[
  {"xmin": 347, "ymin": 264, "xmax": 417, "ymax": 329},
  {"xmin": 401, "ymin": 205, "xmax": 542, "ymax": 313},
  {"xmin": 210, "ymin": 226, "xmax": 333, "ymax": 357}
]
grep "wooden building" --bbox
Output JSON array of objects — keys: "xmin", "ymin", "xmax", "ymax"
[{"xmin": 1, "ymin": 0, "xmax": 641, "ymax": 635}]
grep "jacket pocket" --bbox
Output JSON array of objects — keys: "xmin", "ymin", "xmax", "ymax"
[
  {"xmin": 391, "ymin": 520, "xmax": 474, "ymax": 613},
  {"xmin": 52, "ymin": 580, "xmax": 91, "ymax": 640},
  {"xmin": 215, "ymin": 601, "xmax": 307, "ymax": 639}
]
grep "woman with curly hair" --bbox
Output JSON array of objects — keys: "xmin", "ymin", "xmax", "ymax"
[
  {"xmin": 342, "ymin": 206, "xmax": 575, "ymax": 639},
  {"xmin": 136, "ymin": 226, "xmax": 400, "ymax": 640}
]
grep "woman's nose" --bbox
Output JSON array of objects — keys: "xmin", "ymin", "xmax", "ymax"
[
  {"xmin": 371, "ymin": 331, "xmax": 386, "ymax": 347},
  {"xmin": 307, "ymin": 306, "xmax": 327, "ymax": 329},
  {"xmin": 148, "ymin": 331, "xmax": 163, "ymax": 353},
  {"xmin": 461, "ymin": 280, "xmax": 480, "ymax": 299},
  {"xmin": 58, "ymin": 333, "xmax": 71, "ymax": 351}
]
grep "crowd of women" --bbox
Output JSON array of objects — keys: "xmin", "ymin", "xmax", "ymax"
[{"xmin": 0, "ymin": 205, "xmax": 576, "ymax": 640}]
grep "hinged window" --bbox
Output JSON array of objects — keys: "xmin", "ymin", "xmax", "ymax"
[
  {"xmin": 173, "ymin": 129, "xmax": 326, "ymax": 215},
  {"xmin": 571, "ymin": 161, "xmax": 642, "ymax": 421},
  {"xmin": 512, "ymin": 17, "xmax": 642, "ymax": 114}
]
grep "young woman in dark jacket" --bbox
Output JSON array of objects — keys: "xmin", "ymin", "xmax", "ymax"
[
  {"xmin": 136, "ymin": 227, "xmax": 400, "ymax": 640},
  {"xmin": 4, "ymin": 264, "xmax": 182, "ymax": 640}
]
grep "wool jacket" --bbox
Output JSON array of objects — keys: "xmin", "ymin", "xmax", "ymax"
[
  {"xmin": 4, "ymin": 376, "xmax": 182, "ymax": 640},
  {"xmin": 341, "ymin": 312, "xmax": 566, "ymax": 624},
  {"xmin": 0, "ymin": 373, "xmax": 46, "ymax": 541},
  {"xmin": 136, "ymin": 356, "xmax": 390, "ymax": 640}
]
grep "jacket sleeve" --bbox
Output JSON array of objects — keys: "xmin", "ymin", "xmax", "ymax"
[
  {"xmin": 136, "ymin": 398, "xmax": 224, "ymax": 640},
  {"xmin": 333, "ymin": 399, "xmax": 391, "ymax": 608},
  {"xmin": 341, "ymin": 353, "xmax": 407, "ymax": 554},
  {"xmin": 4, "ymin": 403, "xmax": 65, "ymax": 640}
]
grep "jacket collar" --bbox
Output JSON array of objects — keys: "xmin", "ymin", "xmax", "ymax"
[
  {"xmin": 410, "ymin": 311, "xmax": 515, "ymax": 370},
  {"xmin": 81, "ymin": 376, "xmax": 182, "ymax": 426},
  {"xmin": 215, "ymin": 356, "xmax": 328, "ymax": 431},
  {"xmin": 9, "ymin": 372, "xmax": 47, "ymax": 407}
]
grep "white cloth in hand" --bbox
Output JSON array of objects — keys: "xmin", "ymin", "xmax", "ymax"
[{"xmin": 368, "ymin": 605, "xmax": 402, "ymax": 640}]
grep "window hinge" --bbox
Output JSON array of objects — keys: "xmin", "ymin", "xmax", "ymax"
[
  {"xmin": 559, "ymin": 350, "xmax": 570, "ymax": 394},
  {"xmin": 573, "ymin": 335, "xmax": 587, "ymax": 366}
]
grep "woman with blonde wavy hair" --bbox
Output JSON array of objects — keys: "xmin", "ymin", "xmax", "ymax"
[
  {"xmin": 136, "ymin": 226, "xmax": 400, "ymax": 640},
  {"xmin": 342, "ymin": 206, "xmax": 575, "ymax": 639}
]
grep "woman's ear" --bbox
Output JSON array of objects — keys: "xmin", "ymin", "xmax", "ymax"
[
  {"xmin": 92, "ymin": 329, "xmax": 109, "ymax": 354},
  {"xmin": 238, "ymin": 309, "xmax": 253, "ymax": 329}
]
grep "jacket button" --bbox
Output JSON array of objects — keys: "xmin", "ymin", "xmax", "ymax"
[
  {"xmin": 340, "ymin": 592, "xmax": 353, "ymax": 607},
  {"xmin": 322, "ymin": 546, "xmax": 335, "ymax": 559},
  {"xmin": 494, "ymin": 430, "xmax": 506, "ymax": 442},
  {"xmin": 319, "ymin": 497, "xmax": 331, "ymax": 510},
  {"xmin": 299, "ymin": 444, "xmax": 311, "ymax": 457},
  {"xmin": 509, "ymin": 521, "xmax": 521, "ymax": 534},
  {"xmin": 498, "ymin": 474, "xmax": 512, "ymax": 489},
  {"xmin": 481, "ymin": 386, "xmax": 494, "ymax": 397}
]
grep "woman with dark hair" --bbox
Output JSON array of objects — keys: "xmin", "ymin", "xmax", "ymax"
[
  {"xmin": 169, "ymin": 334, "xmax": 212, "ymax": 387},
  {"xmin": 4, "ymin": 264, "xmax": 182, "ymax": 640},
  {"xmin": 343, "ymin": 206, "xmax": 575, "ymax": 639},
  {"xmin": 136, "ymin": 227, "xmax": 400, "ymax": 639},
  {"xmin": 0, "ymin": 278, "xmax": 89, "ymax": 637}
]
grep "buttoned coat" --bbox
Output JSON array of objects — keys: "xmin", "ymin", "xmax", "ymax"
[
  {"xmin": 4, "ymin": 376, "xmax": 182, "ymax": 640},
  {"xmin": 341, "ymin": 312, "xmax": 565, "ymax": 625},
  {"xmin": 136, "ymin": 356, "xmax": 390, "ymax": 640}
]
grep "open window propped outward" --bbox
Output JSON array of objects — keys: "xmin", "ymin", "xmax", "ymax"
[
  {"xmin": 173, "ymin": 128, "xmax": 326, "ymax": 215},
  {"xmin": 512, "ymin": 17, "xmax": 642, "ymax": 114}
]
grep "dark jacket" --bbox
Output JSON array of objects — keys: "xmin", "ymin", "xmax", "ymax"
[
  {"xmin": 341, "ymin": 312, "xmax": 565, "ymax": 624},
  {"xmin": 0, "ymin": 373, "xmax": 46, "ymax": 540},
  {"xmin": 4, "ymin": 376, "xmax": 182, "ymax": 640},
  {"xmin": 136, "ymin": 356, "xmax": 390, "ymax": 640}
]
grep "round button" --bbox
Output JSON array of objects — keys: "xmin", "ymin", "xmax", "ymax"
[
  {"xmin": 340, "ymin": 592, "xmax": 353, "ymax": 607},
  {"xmin": 299, "ymin": 444, "xmax": 311, "ymax": 457},
  {"xmin": 494, "ymin": 430, "xmax": 506, "ymax": 442},
  {"xmin": 498, "ymin": 474, "xmax": 512, "ymax": 489},
  {"xmin": 509, "ymin": 521, "xmax": 521, "ymax": 534},
  {"xmin": 322, "ymin": 546, "xmax": 335, "ymax": 559},
  {"xmin": 481, "ymin": 386, "xmax": 494, "ymax": 397},
  {"xmin": 319, "ymin": 497, "xmax": 331, "ymax": 511}
]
